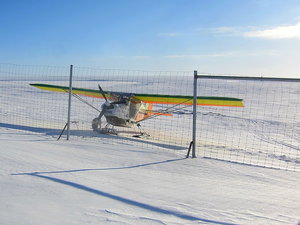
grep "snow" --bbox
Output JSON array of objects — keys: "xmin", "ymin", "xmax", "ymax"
[
  {"xmin": 0, "ymin": 70, "xmax": 299, "ymax": 224},
  {"xmin": 1, "ymin": 127, "xmax": 299, "ymax": 225}
]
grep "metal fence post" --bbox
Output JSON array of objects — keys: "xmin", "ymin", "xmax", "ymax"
[
  {"xmin": 67, "ymin": 65, "xmax": 73, "ymax": 140},
  {"xmin": 192, "ymin": 70, "xmax": 198, "ymax": 158}
]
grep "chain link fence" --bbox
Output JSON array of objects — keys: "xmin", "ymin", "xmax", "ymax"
[{"xmin": 0, "ymin": 63, "xmax": 299, "ymax": 171}]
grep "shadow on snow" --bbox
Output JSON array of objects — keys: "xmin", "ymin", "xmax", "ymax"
[
  {"xmin": 13, "ymin": 172, "xmax": 238, "ymax": 225},
  {"xmin": 0, "ymin": 122, "xmax": 186, "ymax": 151},
  {"xmin": 13, "ymin": 158, "xmax": 185, "ymax": 176}
]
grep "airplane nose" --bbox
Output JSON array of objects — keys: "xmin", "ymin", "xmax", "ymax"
[{"xmin": 102, "ymin": 102, "xmax": 114, "ymax": 110}]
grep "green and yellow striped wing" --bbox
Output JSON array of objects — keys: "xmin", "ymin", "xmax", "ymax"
[{"xmin": 30, "ymin": 83, "xmax": 244, "ymax": 107}]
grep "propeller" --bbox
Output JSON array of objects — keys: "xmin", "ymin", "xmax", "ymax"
[
  {"xmin": 92, "ymin": 84, "xmax": 110, "ymax": 130},
  {"xmin": 97, "ymin": 84, "xmax": 109, "ymax": 128},
  {"xmin": 98, "ymin": 84, "xmax": 108, "ymax": 102}
]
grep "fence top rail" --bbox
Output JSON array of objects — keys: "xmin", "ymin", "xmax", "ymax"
[{"xmin": 200, "ymin": 75, "xmax": 300, "ymax": 82}]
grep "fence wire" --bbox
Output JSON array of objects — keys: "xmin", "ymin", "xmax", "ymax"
[
  {"xmin": 197, "ymin": 77, "xmax": 299, "ymax": 171},
  {"xmin": 0, "ymin": 63, "xmax": 299, "ymax": 171}
]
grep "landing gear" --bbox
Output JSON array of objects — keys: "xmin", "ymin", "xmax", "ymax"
[
  {"xmin": 92, "ymin": 119, "xmax": 149, "ymax": 138},
  {"xmin": 92, "ymin": 118, "xmax": 118, "ymax": 135},
  {"xmin": 92, "ymin": 117, "xmax": 101, "ymax": 131},
  {"xmin": 132, "ymin": 123, "xmax": 150, "ymax": 138}
]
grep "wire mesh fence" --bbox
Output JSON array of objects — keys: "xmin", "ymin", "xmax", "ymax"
[
  {"xmin": 0, "ymin": 63, "xmax": 299, "ymax": 171},
  {"xmin": 197, "ymin": 76, "xmax": 299, "ymax": 171}
]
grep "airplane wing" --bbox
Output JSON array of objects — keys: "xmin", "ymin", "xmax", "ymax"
[{"xmin": 30, "ymin": 83, "xmax": 244, "ymax": 107}]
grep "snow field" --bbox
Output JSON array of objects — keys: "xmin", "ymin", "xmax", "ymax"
[{"xmin": 1, "ymin": 127, "xmax": 299, "ymax": 225}]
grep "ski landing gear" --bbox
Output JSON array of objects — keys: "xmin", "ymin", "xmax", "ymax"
[
  {"xmin": 92, "ymin": 118, "xmax": 149, "ymax": 138},
  {"xmin": 132, "ymin": 123, "xmax": 150, "ymax": 138},
  {"xmin": 92, "ymin": 117, "xmax": 101, "ymax": 131},
  {"xmin": 92, "ymin": 117, "xmax": 118, "ymax": 135}
]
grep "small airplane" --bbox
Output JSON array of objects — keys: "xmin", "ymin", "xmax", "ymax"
[{"xmin": 30, "ymin": 83, "xmax": 244, "ymax": 136}]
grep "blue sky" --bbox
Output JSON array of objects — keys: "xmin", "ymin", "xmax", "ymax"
[{"xmin": 1, "ymin": 0, "xmax": 300, "ymax": 77}]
